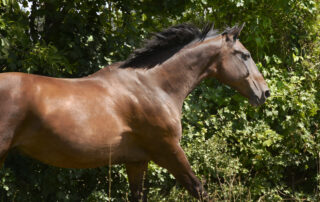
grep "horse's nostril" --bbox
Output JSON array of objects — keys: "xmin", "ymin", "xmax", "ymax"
[{"xmin": 265, "ymin": 90, "xmax": 270, "ymax": 98}]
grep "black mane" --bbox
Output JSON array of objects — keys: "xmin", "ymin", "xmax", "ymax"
[{"xmin": 120, "ymin": 23, "xmax": 219, "ymax": 68}]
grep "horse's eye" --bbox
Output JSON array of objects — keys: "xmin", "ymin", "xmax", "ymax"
[{"xmin": 242, "ymin": 53, "xmax": 250, "ymax": 61}]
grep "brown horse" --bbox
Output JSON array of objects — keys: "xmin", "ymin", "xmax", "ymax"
[{"xmin": 0, "ymin": 23, "xmax": 269, "ymax": 201}]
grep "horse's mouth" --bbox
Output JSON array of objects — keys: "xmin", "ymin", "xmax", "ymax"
[{"xmin": 249, "ymin": 96, "xmax": 266, "ymax": 107}]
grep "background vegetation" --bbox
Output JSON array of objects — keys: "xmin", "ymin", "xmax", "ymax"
[{"xmin": 0, "ymin": 0, "xmax": 319, "ymax": 201}]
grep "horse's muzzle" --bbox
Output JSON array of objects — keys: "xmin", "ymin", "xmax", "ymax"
[{"xmin": 249, "ymin": 89, "xmax": 270, "ymax": 106}]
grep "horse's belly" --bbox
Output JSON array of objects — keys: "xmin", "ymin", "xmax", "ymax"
[{"xmin": 14, "ymin": 125, "xmax": 149, "ymax": 168}]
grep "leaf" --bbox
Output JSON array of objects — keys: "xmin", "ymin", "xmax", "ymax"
[{"xmin": 293, "ymin": 53, "xmax": 299, "ymax": 62}]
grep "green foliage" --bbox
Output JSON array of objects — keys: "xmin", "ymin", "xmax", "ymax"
[{"xmin": 0, "ymin": 0, "xmax": 319, "ymax": 201}]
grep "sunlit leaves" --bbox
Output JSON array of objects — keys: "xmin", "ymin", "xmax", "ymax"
[{"xmin": 0, "ymin": 0, "xmax": 319, "ymax": 201}]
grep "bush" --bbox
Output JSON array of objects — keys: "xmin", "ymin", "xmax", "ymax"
[{"xmin": 0, "ymin": 0, "xmax": 319, "ymax": 201}]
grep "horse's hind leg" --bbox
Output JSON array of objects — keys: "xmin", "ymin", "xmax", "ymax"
[
  {"xmin": 126, "ymin": 161, "xmax": 149, "ymax": 202},
  {"xmin": 0, "ymin": 151, "xmax": 8, "ymax": 168},
  {"xmin": 0, "ymin": 129, "xmax": 14, "ymax": 168}
]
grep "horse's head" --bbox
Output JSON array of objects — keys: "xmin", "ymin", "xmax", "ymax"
[{"xmin": 210, "ymin": 24, "xmax": 270, "ymax": 106}]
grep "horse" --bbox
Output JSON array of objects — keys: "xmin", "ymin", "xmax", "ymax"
[{"xmin": 0, "ymin": 23, "xmax": 270, "ymax": 201}]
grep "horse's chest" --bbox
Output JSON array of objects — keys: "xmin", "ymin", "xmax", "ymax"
[{"xmin": 128, "ymin": 101, "xmax": 182, "ymax": 139}]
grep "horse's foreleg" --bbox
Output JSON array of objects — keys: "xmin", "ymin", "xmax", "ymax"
[
  {"xmin": 151, "ymin": 143, "xmax": 207, "ymax": 200},
  {"xmin": 125, "ymin": 161, "xmax": 149, "ymax": 202}
]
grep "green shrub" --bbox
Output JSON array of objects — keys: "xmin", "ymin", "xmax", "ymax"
[{"xmin": 0, "ymin": 0, "xmax": 319, "ymax": 201}]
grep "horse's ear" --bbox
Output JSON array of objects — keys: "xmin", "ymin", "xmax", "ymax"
[
  {"xmin": 234, "ymin": 23, "xmax": 245, "ymax": 39},
  {"xmin": 223, "ymin": 23, "xmax": 245, "ymax": 44}
]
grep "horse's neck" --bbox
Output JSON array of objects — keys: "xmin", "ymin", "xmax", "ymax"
[{"xmin": 149, "ymin": 40, "xmax": 220, "ymax": 108}]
